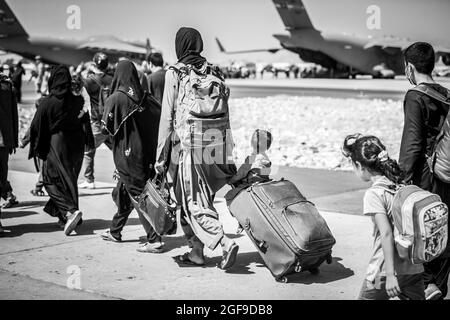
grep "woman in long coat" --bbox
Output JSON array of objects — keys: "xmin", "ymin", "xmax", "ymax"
[
  {"xmin": 29, "ymin": 65, "xmax": 90, "ymax": 235},
  {"xmin": 100, "ymin": 60, "xmax": 162, "ymax": 253}
]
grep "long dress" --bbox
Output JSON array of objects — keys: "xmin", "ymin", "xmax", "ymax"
[{"xmin": 29, "ymin": 66, "xmax": 90, "ymax": 221}]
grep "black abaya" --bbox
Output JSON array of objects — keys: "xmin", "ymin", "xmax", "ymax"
[{"xmin": 29, "ymin": 66, "xmax": 89, "ymax": 220}]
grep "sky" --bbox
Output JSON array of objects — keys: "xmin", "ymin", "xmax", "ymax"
[
  {"xmin": 6, "ymin": 0, "xmax": 450, "ymax": 64},
  {"xmin": 8, "ymin": 0, "xmax": 300, "ymax": 64}
]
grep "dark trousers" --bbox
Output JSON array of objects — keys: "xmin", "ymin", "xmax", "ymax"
[
  {"xmin": 0, "ymin": 148, "xmax": 14, "ymax": 199},
  {"xmin": 358, "ymin": 274, "xmax": 425, "ymax": 300},
  {"xmin": 0, "ymin": 147, "xmax": 9, "ymax": 218},
  {"xmin": 109, "ymin": 179, "xmax": 160, "ymax": 243},
  {"xmin": 423, "ymin": 177, "xmax": 450, "ymax": 297}
]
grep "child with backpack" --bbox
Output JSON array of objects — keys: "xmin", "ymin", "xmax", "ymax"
[{"xmin": 342, "ymin": 134, "xmax": 427, "ymax": 300}]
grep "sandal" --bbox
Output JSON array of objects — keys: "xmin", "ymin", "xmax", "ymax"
[
  {"xmin": 173, "ymin": 252, "xmax": 205, "ymax": 267},
  {"xmin": 218, "ymin": 242, "xmax": 239, "ymax": 270}
]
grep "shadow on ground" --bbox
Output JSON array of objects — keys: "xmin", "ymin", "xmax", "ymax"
[
  {"xmin": 1, "ymin": 210, "xmax": 39, "ymax": 219},
  {"xmin": 73, "ymin": 218, "xmax": 141, "ymax": 236},
  {"xmin": 222, "ymin": 253, "xmax": 354, "ymax": 283},
  {"xmin": 284, "ymin": 257, "xmax": 354, "ymax": 284},
  {"xmin": 0, "ymin": 217, "xmax": 142, "ymax": 238},
  {"xmin": 3, "ymin": 200, "xmax": 48, "ymax": 209},
  {"xmin": 78, "ymin": 192, "xmax": 111, "ymax": 198}
]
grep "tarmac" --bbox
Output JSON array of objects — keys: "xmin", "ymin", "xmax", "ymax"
[
  {"xmin": 227, "ymin": 76, "xmax": 450, "ymax": 99},
  {"xmin": 1, "ymin": 169, "xmax": 372, "ymax": 300},
  {"xmin": 1, "ymin": 78, "xmax": 449, "ymax": 300}
]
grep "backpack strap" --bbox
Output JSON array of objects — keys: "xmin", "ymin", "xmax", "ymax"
[
  {"xmin": 371, "ymin": 182, "xmax": 398, "ymax": 195},
  {"xmin": 409, "ymin": 83, "xmax": 450, "ymax": 105},
  {"xmin": 89, "ymin": 73, "xmax": 108, "ymax": 88}
]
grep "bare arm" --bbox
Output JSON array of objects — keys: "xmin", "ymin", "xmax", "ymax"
[{"xmin": 373, "ymin": 212, "xmax": 401, "ymax": 298}]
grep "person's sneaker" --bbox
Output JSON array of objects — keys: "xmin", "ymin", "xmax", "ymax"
[
  {"xmin": 136, "ymin": 242, "xmax": 164, "ymax": 253},
  {"xmin": 78, "ymin": 181, "xmax": 95, "ymax": 189},
  {"xmin": 2, "ymin": 194, "xmax": 18, "ymax": 208},
  {"xmin": 64, "ymin": 210, "xmax": 82, "ymax": 236},
  {"xmin": 100, "ymin": 230, "xmax": 122, "ymax": 242},
  {"xmin": 425, "ymin": 283, "xmax": 443, "ymax": 300}
]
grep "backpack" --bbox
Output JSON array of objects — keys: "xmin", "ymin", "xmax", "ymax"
[
  {"xmin": 374, "ymin": 182, "xmax": 448, "ymax": 264},
  {"xmin": 409, "ymin": 84, "xmax": 450, "ymax": 183},
  {"xmin": 170, "ymin": 63, "xmax": 232, "ymax": 151},
  {"xmin": 90, "ymin": 74, "xmax": 111, "ymax": 121}
]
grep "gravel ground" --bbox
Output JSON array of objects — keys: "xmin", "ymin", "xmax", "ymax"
[
  {"xmin": 228, "ymin": 96, "xmax": 404, "ymax": 170},
  {"xmin": 18, "ymin": 96, "xmax": 404, "ymax": 171}
]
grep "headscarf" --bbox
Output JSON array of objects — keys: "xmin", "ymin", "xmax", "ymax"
[
  {"xmin": 48, "ymin": 65, "xmax": 71, "ymax": 98},
  {"xmin": 110, "ymin": 60, "xmax": 143, "ymax": 103},
  {"xmin": 175, "ymin": 27, "xmax": 207, "ymax": 68}
]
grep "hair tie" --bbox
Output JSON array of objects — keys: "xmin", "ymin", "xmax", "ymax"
[{"xmin": 377, "ymin": 150, "xmax": 389, "ymax": 162}]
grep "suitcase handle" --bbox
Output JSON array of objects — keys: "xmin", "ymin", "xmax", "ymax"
[{"xmin": 244, "ymin": 218, "xmax": 268, "ymax": 254}]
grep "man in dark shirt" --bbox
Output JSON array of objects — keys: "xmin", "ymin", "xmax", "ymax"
[
  {"xmin": 146, "ymin": 52, "xmax": 166, "ymax": 104},
  {"xmin": 0, "ymin": 72, "xmax": 19, "ymax": 232},
  {"xmin": 399, "ymin": 42, "xmax": 450, "ymax": 300},
  {"xmin": 79, "ymin": 52, "xmax": 113, "ymax": 189}
]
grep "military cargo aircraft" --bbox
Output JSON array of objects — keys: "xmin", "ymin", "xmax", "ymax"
[
  {"xmin": 217, "ymin": 0, "xmax": 450, "ymax": 78},
  {"xmin": 0, "ymin": 0, "xmax": 155, "ymax": 65}
]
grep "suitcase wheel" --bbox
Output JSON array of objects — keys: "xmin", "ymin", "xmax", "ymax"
[
  {"xmin": 276, "ymin": 276, "xmax": 288, "ymax": 283},
  {"xmin": 309, "ymin": 267, "xmax": 320, "ymax": 275}
]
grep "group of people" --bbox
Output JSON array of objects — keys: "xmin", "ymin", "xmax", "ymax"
[
  {"xmin": 0, "ymin": 27, "xmax": 449, "ymax": 300},
  {"xmin": 345, "ymin": 42, "xmax": 450, "ymax": 300}
]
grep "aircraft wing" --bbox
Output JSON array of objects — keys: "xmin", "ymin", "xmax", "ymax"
[
  {"xmin": 364, "ymin": 37, "xmax": 450, "ymax": 54},
  {"xmin": 0, "ymin": 0, "xmax": 28, "ymax": 37},
  {"xmin": 215, "ymin": 37, "xmax": 281, "ymax": 54},
  {"xmin": 77, "ymin": 39, "xmax": 147, "ymax": 55},
  {"xmin": 363, "ymin": 37, "xmax": 412, "ymax": 50}
]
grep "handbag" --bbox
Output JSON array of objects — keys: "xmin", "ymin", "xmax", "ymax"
[{"xmin": 135, "ymin": 171, "xmax": 177, "ymax": 236}]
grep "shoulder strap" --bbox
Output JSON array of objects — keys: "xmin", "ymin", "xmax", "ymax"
[
  {"xmin": 90, "ymin": 73, "xmax": 107, "ymax": 88},
  {"xmin": 371, "ymin": 182, "xmax": 399, "ymax": 195},
  {"xmin": 411, "ymin": 84, "xmax": 450, "ymax": 140},
  {"xmin": 409, "ymin": 84, "xmax": 450, "ymax": 106}
]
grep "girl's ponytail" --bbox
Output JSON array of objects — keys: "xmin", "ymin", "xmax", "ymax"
[
  {"xmin": 376, "ymin": 154, "xmax": 405, "ymax": 184},
  {"xmin": 342, "ymin": 134, "xmax": 405, "ymax": 184}
]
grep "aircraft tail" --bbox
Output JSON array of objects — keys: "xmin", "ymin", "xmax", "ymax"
[
  {"xmin": 273, "ymin": 0, "xmax": 315, "ymax": 30},
  {"xmin": 215, "ymin": 38, "xmax": 226, "ymax": 53},
  {"xmin": 0, "ymin": 0, "xmax": 28, "ymax": 37}
]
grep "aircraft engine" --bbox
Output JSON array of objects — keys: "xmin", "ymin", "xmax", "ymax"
[{"xmin": 442, "ymin": 54, "xmax": 450, "ymax": 66}]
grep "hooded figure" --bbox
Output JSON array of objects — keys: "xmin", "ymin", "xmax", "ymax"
[
  {"xmin": 29, "ymin": 65, "xmax": 91, "ymax": 235},
  {"xmin": 100, "ymin": 60, "xmax": 163, "ymax": 252},
  {"xmin": 155, "ymin": 27, "xmax": 238, "ymax": 269}
]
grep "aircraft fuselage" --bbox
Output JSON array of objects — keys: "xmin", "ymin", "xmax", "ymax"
[{"xmin": 276, "ymin": 29, "xmax": 404, "ymax": 75}]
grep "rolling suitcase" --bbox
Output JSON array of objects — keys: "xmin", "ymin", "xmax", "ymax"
[{"xmin": 225, "ymin": 178, "xmax": 336, "ymax": 282}]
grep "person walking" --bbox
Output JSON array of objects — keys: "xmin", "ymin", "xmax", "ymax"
[
  {"xmin": 100, "ymin": 60, "xmax": 163, "ymax": 253},
  {"xmin": 11, "ymin": 61, "xmax": 25, "ymax": 103},
  {"xmin": 146, "ymin": 52, "xmax": 166, "ymax": 104},
  {"xmin": 155, "ymin": 27, "xmax": 238, "ymax": 269},
  {"xmin": 29, "ymin": 65, "xmax": 92, "ymax": 235},
  {"xmin": 78, "ymin": 52, "xmax": 113, "ymax": 189},
  {"xmin": 0, "ymin": 71, "xmax": 19, "ymax": 233},
  {"xmin": 399, "ymin": 42, "xmax": 450, "ymax": 300},
  {"xmin": 343, "ymin": 134, "xmax": 425, "ymax": 300}
]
